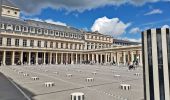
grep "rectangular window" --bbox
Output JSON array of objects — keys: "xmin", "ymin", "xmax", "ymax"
[
  {"xmin": 0, "ymin": 37, "xmax": 2, "ymax": 46},
  {"xmin": 44, "ymin": 41, "xmax": 47, "ymax": 48},
  {"xmin": 23, "ymin": 39, "xmax": 27, "ymax": 47},
  {"xmin": 56, "ymin": 42, "xmax": 58, "ymax": 48},
  {"xmin": 70, "ymin": 44, "xmax": 72, "ymax": 49},
  {"xmin": 50, "ymin": 42, "xmax": 53, "ymax": 48},
  {"xmin": 75, "ymin": 44, "xmax": 77, "ymax": 50},
  {"xmin": 30, "ymin": 40, "xmax": 34, "ymax": 47},
  {"xmin": 7, "ymin": 38, "xmax": 11, "ymax": 46},
  {"xmin": 38, "ymin": 41, "xmax": 41, "ymax": 47},
  {"xmin": 66, "ymin": 43, "xmax": 68, "ymax": 49},
  {"xmin": 15, "ymin": 39, "xmax": 19, "ymax": 47},
  {"xmin": 61, "ymin": 43, "xmax": 63, "ymax": 49}
]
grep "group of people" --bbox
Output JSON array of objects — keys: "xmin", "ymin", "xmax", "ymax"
[{"xmin": 128, "ymin": 60, "xmax": 139, "ymax": 70}]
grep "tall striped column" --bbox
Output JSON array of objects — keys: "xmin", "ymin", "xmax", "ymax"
[{"xmin": 142, "ymin": 28, "xmax": 170, "ymax": 100}]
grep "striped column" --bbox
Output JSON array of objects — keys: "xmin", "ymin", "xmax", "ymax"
[{"xmin": 142, "ymin": 28, "xmax": 170, "ymax": 100}]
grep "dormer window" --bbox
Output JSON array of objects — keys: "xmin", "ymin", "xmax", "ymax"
[
  {"xmin": 6, "ymin": 24, "xmax": 13, "ymax": 30},
  {"xmin": 37, "ymin": 29, "xmax": 42, "ymax": 34},
  {"xmin": 55, "ymin": 31, "xmax": 59, "ymax": 36},
  {"xmin": 44, "ymin": 30, "xmax": 48, "ymax": 35},
  {"xmin": 23, "ymin": 26, "xmax": 28, "ymax": 32},
  {"xmin": 50, "ymin": 30, "xmax": 54, "ymax": 36},
  {"xmin": 30, "ymin": 27, "xmax": 35, "ymax": 33},
  {"xmin": 1, "ymin": 24, "xmax": 5, "ymax": 29},
  {"xmin": 15, "ymin": 25, "xmax": 20, "ymax": 31}
]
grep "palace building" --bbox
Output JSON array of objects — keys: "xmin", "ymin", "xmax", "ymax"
[{"xmin": 0, "ymin": 0, "xmax": 142, "ymax": 66}]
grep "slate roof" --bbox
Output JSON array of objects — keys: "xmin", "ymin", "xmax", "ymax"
[{"xmin": 1, "ymin": 0, "xmax": 18, "ymax": 8}]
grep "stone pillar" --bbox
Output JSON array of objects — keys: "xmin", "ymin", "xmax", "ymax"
[
  {"xmin": 92, "ymin": 54, "xmax": 94, "ymax": 62},
  {"xmin": 131, "ymin": 51, "xmax": 134, "ymax": 62},
  {"xmin": 111, "ymin": 53, "xmax": 113, "ymax": 63},
  {"xmin": 12, "ymin": 51, "xmax": 15, "ymax": 65},
  {"xmin": 36, "ymin": 52, "xmax": 38, "ymax": 65},
  {"xmin": 20, "ymin": 51, "xmax": 23, "ymax": 65},
  {"xmin": 123, "ymin": 51, "xmax": 126, "ymax": 65},
  {"xmin": 96, "ymin": 54, "xmax": 99, "ymax": 63},
  {"xmin": 65, "ymin": 53, "xmax": 67, "ymax": 64},
  {"xmin": 61, "ymin": 53, "xmax": 63, "ymax": 64},
  {"xmin": 3, "ymin": 51, "xmax": 6, "ymax": 65},
  {"xmin": 75, "ymin": 53, "xmax": 78, "ymax": 64},
  {"xmin": 105, "ymin": 53, "xmax": 107, "ymax": 63},
  {"xmin": 100, "ymin": 54, "xmax": 103, "ymax": 63},
  {"xmin": 139, "ymin": 51, "xmax": 143, "ymax": 66},
  {"xmin": 56, "ymin": 53, "xmax": 58, "ymax": 64},
  {"xmin": 44, "ymin": 52, "xmax": 46, "ymax": 65},
  {"xmin": 71, "ymin": 53, "xmax": 74, "ymax": 64},
  {"xmin": 28, "ymin": 52, "xmax": 31, "ymax": 65},
  {"xmin": 80, "ymin": 53, "xmax": 83, "ymax": 64},
  {"xmin": 116, "ymin": 52, "xmax": 119, "ymax": 65},
  {"xmin": 88, "ymin": 54, "xmax": 90, "ymax": 61},
  {"xmin": 113, "ymin": 53, "xmax": 116, "ymax": 62}
]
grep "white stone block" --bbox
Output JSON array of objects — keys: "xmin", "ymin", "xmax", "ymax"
[
  {"xmin": 23, "ymin": 73, "xmax": 29, "ymax": 76},
  {"xmin": 120, "ymin": 84, "xmax": 131, "ymax": 90},
  {"xmin": 31, "ymin": 77, "xmax": 39, "ymax": 80},
  {"xmin": 71, "ymin": 92, "xmax": 85, "ymax": 100},
  {"xmin": 45, "ymin": 82, "xmax": 55, "ymax": 87},
  {"xmin": 86, "ymin": 78, "xmax": 94, "ymax": 82},
  {"xmin": 134, "ymin": 73, "xmax": 140, "ymax": 76}
]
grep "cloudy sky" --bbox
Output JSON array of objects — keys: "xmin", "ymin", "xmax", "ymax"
[{"xmin": 11, "ymin": 0, "xmax": 170, "ymax": 42}]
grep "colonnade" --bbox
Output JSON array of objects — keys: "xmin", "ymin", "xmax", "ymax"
[{"xmin": 0, "ymin": 50, "xmax": 142, "ymax": 66}]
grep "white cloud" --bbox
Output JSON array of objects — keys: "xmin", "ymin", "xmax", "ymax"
[
  {"xmin": 162, "ymin": 25, "xmax": 170, "ymax": 28},
  {"xmin": 11, "ymin": 0, "xmax": 160, "ymax": 15},
  {"xmin": 129, "ymin": 27, "xmax": 141, "ymax": 34},
  {"xmin": 91, "ymin": 16, "xmax": 131, "ymax": 36},
  {"xmin": 122, "ymin": 37, "xmax": 142, "ymax": 43},
  {"xmin": 45, "ymin": 19, "xmax": 67, "ymax": 26},
  {"xmin": 22, "ymin": 17, "xmax": 67, "ymax": 26},
  {"xmin": 144, "ymin": 9, "xmax": 163, "ymax": 15}
]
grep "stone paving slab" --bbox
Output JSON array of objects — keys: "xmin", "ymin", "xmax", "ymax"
[{"xmin": 0, "ymin": 65, "xmax": 144, "ymax": 100}]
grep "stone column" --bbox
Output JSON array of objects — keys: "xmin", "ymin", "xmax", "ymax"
[
  {"xmin": 56, "ymin": 53, "xmax": 58, "ymax": 64},
  {"xmin": 12, "ymin": 51, "xmax": 15, "ymax": 65},
  {"xmin": 131, "ymin": 51, "xmax": 134, "ymax": 62},
  {"xmin": 96, "ymin": 54, "xmax": 99, "ymax": 64},
  {"xmin": 139, "ymin": 51, "xmax": 143, "ymax": 66},
  {"xmin": 92, "ymin": 54, "xmax": 94, "ymax": 62},
  {"xmin": 61, "ymin": 53, "xmax": 63, "ymax": 64},
  {"xmin": 100, "ymin": 54, "xmax": 103, "ymax": 63},
  {"xmin": 123, "ymin": 51, "xmax": 126, "ymax": 65},
  {"xmin": 71, "ymin": 53, "xmax": 74, "ymax": 64},
  {"xmin": 3, "ymin": 51, "xmax": 6, "ymax": 65},
  {"xmin": 111, "ymin": 53, "xmax": 113, "ymax": 63},
  {"xmin": 36, "ymin": 52, "xmax": 38, "ymax": 65},
  {"xmin": 116, "ymin": 52, "xmax": 119, "ymax": 65},
  {"xmin": 28, "ymin": 52, "xmax": 31, "ymax": 65},
  {"xmin": 88, "ymin": 54, "xmax": 90, "ymax": 61},
  {"xmin": 75, "ymin": 53, "xmax": 78, "ymax": 64},
  {"xmin": 20, "ymin": 51, "xmax": 23, "ymax": 65},
  {"xmin": 44, "ymin": 52, "xmax": 46, "ymax": 65},
  {"xmin": 80, "ymin": 53, "xmax": 83, "ymax": 64},
  {"xmin": 113, "ymin": 53, "xmax": 116, "ymax": 62},
  {"xmin": 50, "ymin": 53, "xmax": 53, "ymax": 64},
  {"xmin": 66, "ymin": 53, "xmax": 68, "ymax": 64},
  {"xmin": 105, "ymin": 53, "xmax": 107, "ymax": 63}
]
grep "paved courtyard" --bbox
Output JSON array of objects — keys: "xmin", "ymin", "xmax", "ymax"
[{"xmin": 0, "ymin": 64, "xmax": 144, "ymax": 100}]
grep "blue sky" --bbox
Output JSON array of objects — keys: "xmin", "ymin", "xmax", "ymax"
[{"xmin": 12, "ymin": 0, "xmax": 170, "ymax": 42}]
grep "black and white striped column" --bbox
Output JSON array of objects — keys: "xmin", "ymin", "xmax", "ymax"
[{"xmin": 142, "ymin": 28, "xmax": 170, "ymax": 100}]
